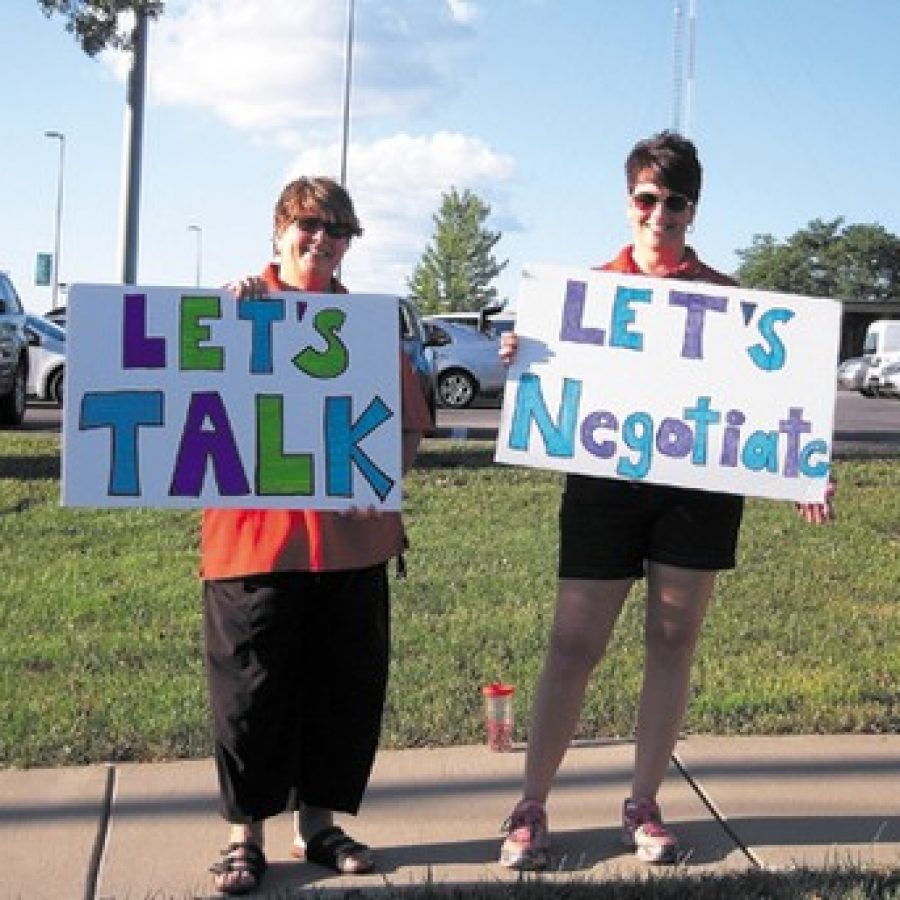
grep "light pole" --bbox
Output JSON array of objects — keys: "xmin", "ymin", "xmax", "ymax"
[
  {"xmin": 45, "ymin": 130, "xmax": 66, "ymax": 309},
  {"xmin": 336, "ymin": 0, "xmax": 355, "ymax": 282},
  {"xmin": 187, "ymin": 224, "xmax": 202, "ymax": 287},
  {"xmin": 339, "ymin": 0, "xmax": 356, "ymax": 189},
  {"xmin": 119, "ymin": 8, "xmax": 148, "ymax": 284}
]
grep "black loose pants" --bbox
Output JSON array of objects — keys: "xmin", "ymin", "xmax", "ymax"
[{"xmin": 203, "ymin": 565, "xmax": 390, "ymax": 823}]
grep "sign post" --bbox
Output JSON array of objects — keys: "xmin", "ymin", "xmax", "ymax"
[{"xmin": 35, "ymin": 252, "xmax": 53, "ymax": 287}]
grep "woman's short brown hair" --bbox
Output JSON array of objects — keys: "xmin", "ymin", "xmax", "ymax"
[
  {"xmin": 273, "ymin": 176, "xmax": 363, "ymax": 243},
  {"xmin": 625, "ymin": 131, "xmax": 702, "ymax": 202}
]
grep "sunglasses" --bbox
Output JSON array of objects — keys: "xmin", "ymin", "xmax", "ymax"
[
  {"xmin": 631, "ymin": 191, "xmax": 693, "ymax": 214},
  {"xmin": 295, "ymin": 217, "xmax": 358, "ymax": 239}
]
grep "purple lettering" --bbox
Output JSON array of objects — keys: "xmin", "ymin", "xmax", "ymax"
[
  {"xmin": 169, "ymin": 392, "xmax": 249, "ymax": 497},
  {"xmin": 779, "ymin": 407, "xmax": 812, "ymax": 478},
  {"xmin": 668, "ymin": 290, "xmax": 728, "ymax": 360},
  {"xmin": 122, "ymin": 293, "xmax": 166, "ymax": 368},
  {"xmin": 559, "ymin": 279, "xmax": 606, "ymax": 345}
]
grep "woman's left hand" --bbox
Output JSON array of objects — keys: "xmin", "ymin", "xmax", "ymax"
[
  {"xmin": 225, "ymin": 276, "xmax": 268, "ymax": 299},
  {"xmin": 795, "ymin": 479, "xmax": 836, "ymax": 524}
]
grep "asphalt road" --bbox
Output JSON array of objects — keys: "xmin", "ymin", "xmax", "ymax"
[{"xmin": 10, "ymin": 390, "xmax": 900, "ymax": 456}]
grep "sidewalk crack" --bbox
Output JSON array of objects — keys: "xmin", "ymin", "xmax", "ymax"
[
  {"xmin": 672, "ymin": 751, "xmax": 764, "ymax": 870},
  {"xmin": 85, "ymin": 763, "xmax": 116, "ymax": 900}
]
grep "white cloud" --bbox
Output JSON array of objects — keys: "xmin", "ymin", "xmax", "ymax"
[
  {"xmin": 447, "ymin": 0, "xmax": 480, "ymax": 25},
  {"xmin": 100, "ymin": 1, "xmax": 518, "ymax": 296},
  {"xmin": 119, "ymin": 0, "xmax": 478, "ymax": 131},
  {"xmin": 282, "ymin": 132, "xmax": 516, "ymax": 294}
]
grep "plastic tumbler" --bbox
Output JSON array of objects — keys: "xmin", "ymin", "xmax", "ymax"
[{"xmin": 482, "ymin": 682, "xmax": 515, "ymax": 751}]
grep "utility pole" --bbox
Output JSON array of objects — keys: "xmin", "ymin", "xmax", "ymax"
[
  {"xmin": 118, "ymin": 8, "xmax": 148, "ymax": 284},
  {"xmin": 339, "ymin": 0, "xmax": 356, "ymax": 189},
  {"xmin": 188, "ymin": 225, "xmax": 203, "ymax": 287},
  {"xmin": 188, "ymin": 225, "xmax": 202, "ymax": 287},
  {"xmin": 336, "ymin": 0, "xmax": 355, "ymax": 282}
]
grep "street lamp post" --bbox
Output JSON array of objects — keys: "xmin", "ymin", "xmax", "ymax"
[
  {"xmin": 187, "ymin": 225, "xmax": 202, "ymax": 287},
  {"xmin": 336, "ymin": 0, "xmax": 355, "ymax": 283},
  {"xmin": 119, "ymin": 8, "xmax": 148, "ymax": 284},
  {"xmin": 45, "ymin": 130, "xmax": 66, "ymax": 309},
  {"xmin": 339, "ymin": 0, "xmax": 356, "ymax": 189}
]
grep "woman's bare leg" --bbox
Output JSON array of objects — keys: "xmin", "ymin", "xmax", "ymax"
[
  {"xmin": 521, "ymin": 576, "xmax": 635, "ymax": 802},
  {"xmin": 631, "ymin": 563, "xmax": 717, "ymax": 801}
]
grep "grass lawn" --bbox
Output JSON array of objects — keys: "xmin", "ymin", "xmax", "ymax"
[{"xmin": 0, "ymin": 434, "xmax": 896, "ymax": 767}]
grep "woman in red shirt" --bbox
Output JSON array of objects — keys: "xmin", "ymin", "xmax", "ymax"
[
  {"xmin": 498, "ymin": 133, "xmax": 834, "ymax": 871},
  {"xmin": 206, "ymin": 176, "xmax": 431, "ymax": 894}
]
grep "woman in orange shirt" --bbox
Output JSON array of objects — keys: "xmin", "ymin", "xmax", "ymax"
[{"xmin": 205, "ymin": 176, "xmax": 431, "ymax": 895}]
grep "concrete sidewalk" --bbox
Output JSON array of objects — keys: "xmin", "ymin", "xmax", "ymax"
[{"xmin": 3, "ymin": 734, "xmax": 898, "ymax": 899}]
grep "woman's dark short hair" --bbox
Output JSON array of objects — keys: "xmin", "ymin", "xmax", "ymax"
[
  {"xmin": 273, "ymin": 176, "xmax": 363, "ymax": 243},
  {"xmin": 625, "ymin": 131, "xmax": 702, "ymax": 202}
]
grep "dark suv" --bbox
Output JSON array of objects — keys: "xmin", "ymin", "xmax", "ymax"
[{"xmin": 0, "ymin": 272, "xmax": 29, "ymax": 427}]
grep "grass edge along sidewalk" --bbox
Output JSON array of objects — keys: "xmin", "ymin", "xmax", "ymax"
[{"xmin": 230, "ymin": 870, "xmax": 900, "ymax": 900}]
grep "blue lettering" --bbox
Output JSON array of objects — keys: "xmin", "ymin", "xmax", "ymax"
[{"xmin": 508, "ymin": 373, "xmax": 580, "ymax": 458}]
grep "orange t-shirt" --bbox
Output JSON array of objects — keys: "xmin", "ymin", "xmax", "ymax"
[{"xmin": 199, "ymin": 266, "xmax": 432, "ymax": 579}]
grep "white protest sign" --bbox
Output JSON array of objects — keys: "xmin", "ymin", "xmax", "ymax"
[
  {"xmin": 495, "ymin": 263, "xmax": 841, "ymax": 503},
  {"xmin": 63, "ymin": 284, "xmax": 402, "ymax": 510}
]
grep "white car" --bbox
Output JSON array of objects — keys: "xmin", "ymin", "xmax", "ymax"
[
  {"xmin": 25, "ymin": 314, "xmax": 65, "ymax": 405},
  {"xmin": 878, "ymin": 361, "xmax": 900, "ymax": 399}
]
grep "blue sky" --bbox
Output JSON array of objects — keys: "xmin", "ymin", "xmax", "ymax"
[{"xmin": 3, "ymin": 0, "xmax": 900, "ymax": 313}]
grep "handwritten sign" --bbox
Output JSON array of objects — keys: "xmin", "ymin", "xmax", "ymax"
[
  {"xmin": 495, "ymin": 264, "xmax": 841, "ymax": 503},
  {"xmin": 63, "ymin": 284, "xmax": 402, "ymax": 510}
]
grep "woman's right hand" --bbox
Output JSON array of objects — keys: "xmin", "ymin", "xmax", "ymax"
[
  {"xmin": 499, "ymin": 332, "xmax": 519, "ymax": 366},
  {"xmin": 225, "ymin": 276, "xmax": 268, "ymax": 299}
]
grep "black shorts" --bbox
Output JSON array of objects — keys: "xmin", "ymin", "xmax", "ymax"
[{"xmin": 558, "ymin": 475, "xmax": 744, "ymax": 580}]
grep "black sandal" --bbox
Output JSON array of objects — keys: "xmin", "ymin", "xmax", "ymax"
[
  {"xmin": 304, "ymin": 825, "xmax": 374, "ymax": 874},
  {"xmin": 210, "ymin": 841, "xmax": 267, "ymax": 895}
]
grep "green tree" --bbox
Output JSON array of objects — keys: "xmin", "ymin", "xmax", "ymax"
[
  {"xmin": 408, "ymin": 187, "xmax": 508, "ymax": 314},
  {"xmin": 736, "ymin": 217, "xmax": 900, "ymax": 302},
  {"xmin": 38, "ymin": 0, "xmax": 164, "ymax": 56}
]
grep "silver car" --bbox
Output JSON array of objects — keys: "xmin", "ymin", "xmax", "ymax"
[
  {"xmin": 25, "ymin": 314, "xmax": 66, "ymax": 405},
  {"xmin": 423, "ymin": 318, "xmax": 506, "ymax": 408},
  {"xmin": 836, "ymin": 356, "xmax": 869, "ymax": 392}
]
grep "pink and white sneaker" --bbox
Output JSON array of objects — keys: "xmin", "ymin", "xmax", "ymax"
[
  {"xmin": 622, "ymin": 796, "xmax": 679, "ymax": 864},
  {"xmin": 499, "ymin": 799, "xmax": 551, "ymax": 870}
]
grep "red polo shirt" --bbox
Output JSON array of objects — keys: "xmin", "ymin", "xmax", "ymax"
[{"xmin": 599, "ymin": 245, "xmax": 737, "ymax": 287}]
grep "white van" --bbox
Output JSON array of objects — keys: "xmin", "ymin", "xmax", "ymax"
[{"xmin": 861, "ymin": 319, "xmax": 900, "ymax": 397}]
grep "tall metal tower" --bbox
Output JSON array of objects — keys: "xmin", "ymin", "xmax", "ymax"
[
  {"xmin": 671, "ymin": 0, "xmax": 684, "ymax": 132},
  {"xmin": 671, "ymin": 0, "xmax": 697, "ymax": 136},
  {"xmin": 685, "ymin": 0, "xmax": 697, "ymax": 136}
]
